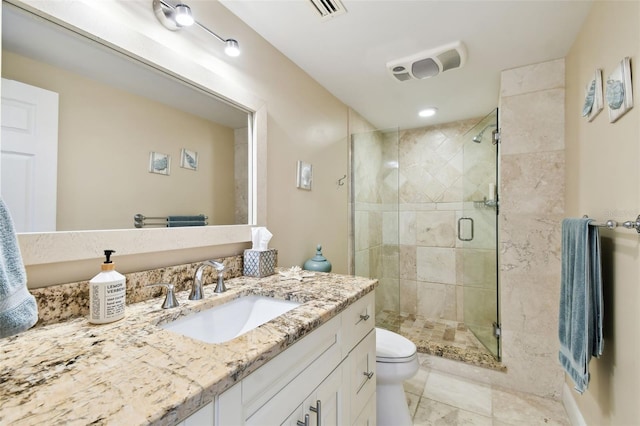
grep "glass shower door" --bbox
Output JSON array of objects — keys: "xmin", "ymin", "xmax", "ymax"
[
  {"xmin": 350, "ymin": 128, "xmax": 400, "ymax": 330},
  {"xmin": 459, "ymin": 109, "xmax": 500, "ymax": 359}
]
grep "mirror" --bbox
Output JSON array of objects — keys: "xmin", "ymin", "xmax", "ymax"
[{"xmin": 2, "ymin": 2, "xmax": 250, "ymax": 232}]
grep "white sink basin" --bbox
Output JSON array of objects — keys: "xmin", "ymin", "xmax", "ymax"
[{"xmin": 160, "ymin": 295, "xmax": 301, "ymax": 344}]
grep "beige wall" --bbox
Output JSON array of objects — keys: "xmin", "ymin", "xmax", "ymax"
[
  {"xmin": 3, "ymin": 51, "xmax": 238, "ymax": 230},
  {"xmin": 565, "ymin": 1, "xmax": 640, "ymax": 423},
  {"xmin": 208, "ymin": 1, "xmax": 349, "ymax": 274}
]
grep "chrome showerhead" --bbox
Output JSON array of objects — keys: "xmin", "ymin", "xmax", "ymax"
[{"xmin": 472, "ymin": 123, "xmax": 496, "ymax": 143}]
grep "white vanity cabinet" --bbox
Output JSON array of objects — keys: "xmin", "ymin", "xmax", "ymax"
[
  {"xmin": 213, "ymin": 291, "xmax": 376, "ymax": 426},
  {"xmin": 341, "ymin": 291, "xmax": 376, "ymax": 424}
]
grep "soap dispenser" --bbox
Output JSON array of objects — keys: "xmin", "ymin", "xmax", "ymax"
[
  {"xmin": 89, "ymin": 250, "xmax": 126, "ymax": 324},
  {"xmin": 303, "ymin": 244, "xmax": 332, "ymax": 272}
]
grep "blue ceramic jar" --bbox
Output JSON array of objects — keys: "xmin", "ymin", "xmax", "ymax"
[{"xmin": 303, "ymin": 244, "xmax": 332, "ymax": 272}]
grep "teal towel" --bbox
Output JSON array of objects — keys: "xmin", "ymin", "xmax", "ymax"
[
  {"xmin": 559, "ymin": 218, "xmax": 603, "ymax": 394},
  {"xmin": 0, "ymin": 198, "xmax": 38, "ymax": 339},
  {"xmin": 166, "ymin": 215, "xmax": 207, "ymax": 222},
  {"xmin": 166, "ymin": 220, "xmax": 207, "ymax": 227}
]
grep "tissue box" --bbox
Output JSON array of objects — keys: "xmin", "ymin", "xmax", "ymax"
[{"xmin": 243, "ymin": 249, "xmax": 278, "ymax": 277}]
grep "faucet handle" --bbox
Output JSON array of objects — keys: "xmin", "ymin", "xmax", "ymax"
[
  {"xmin": 207, "ymin": 259, "xmax": 225, "ymax": 272},
  {"xmin": 209, "ymin": 260, "xmax": 227, "ymax": 293},
  {"xmin": 146, "ymin": 283, "xmax": 179, "ymax": 309},
  {"xmin": 202, "ymin": 260, "xmax": 226, "ymax": 294}
]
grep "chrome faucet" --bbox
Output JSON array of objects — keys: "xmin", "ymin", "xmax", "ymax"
[{"xmin": 190, "ymin": 260, "xmax": 226, "ymax": 299}]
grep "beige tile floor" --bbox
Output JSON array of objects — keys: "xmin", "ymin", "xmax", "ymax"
[
  {"xmin": 403, "ymin": 355, "xmax": 572, "ymax": 425},
  {"xmin": 378, "ymin": 310, "xmax": 504, "ymax": 371}
]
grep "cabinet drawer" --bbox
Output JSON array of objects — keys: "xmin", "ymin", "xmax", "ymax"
[
  {"xmin": 246, "ymin": 355, "xmax": 342, "ymax": 425},
  {"xmin": 243, "ymin": 314, "xmax": 342, "ymax": 418},
  {"xmin": 348, "ymin": 329, "xmax": 376, "ymax": 424},
  {"xmin": 342, "ymin": 291, "xmax": 375, "ymax": 355}
]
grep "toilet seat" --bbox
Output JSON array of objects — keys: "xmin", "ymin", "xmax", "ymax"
[{"xmin": 376, "ymin": 327, "xmax": 417, "ymax": 364}]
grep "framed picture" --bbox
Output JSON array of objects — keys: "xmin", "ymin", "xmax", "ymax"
[
  {"xmin": 582, "ymin": 69, "xmax": 603, "ymax": 122},
  {"xmin": 180, "ymin": 148, "xmax": 198, "ymax": 171},
  {"xmin": 296, "ymin": 161, "xmax": 313, "ymax": 190},
  {"xmin": 606, "ymin": 57, "xmax": 633, "ymax": 123},
  {"xmin": 149, "ymin": 151, "xmax": 170, "ymax": 175}
]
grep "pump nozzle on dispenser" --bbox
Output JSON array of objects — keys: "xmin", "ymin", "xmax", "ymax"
[{"xmin": 103, "ymin": 250, "xmax": 116, "ymax": 263}]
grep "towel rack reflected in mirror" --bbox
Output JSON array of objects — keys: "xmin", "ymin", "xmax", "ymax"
[{"xmin": 583, "ymin": 214, "xmax": 640, "ymax": 233}]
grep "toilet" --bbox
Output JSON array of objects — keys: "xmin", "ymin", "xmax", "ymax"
[{"xmin": 375, "ymin": 327, "xmax": 420, "ymax": 426}]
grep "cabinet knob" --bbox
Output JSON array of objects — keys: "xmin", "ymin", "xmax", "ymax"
[
  {"xmin": 363, "ymin": 371, "xmax": 374, "ymax": 380},
  {"xmin": 359, "ymin": 313, "xmax": 370, "ymax": 321},
  {"xmin": 297, "ymin": 414, "xmax": 310, "ymax": 426}
]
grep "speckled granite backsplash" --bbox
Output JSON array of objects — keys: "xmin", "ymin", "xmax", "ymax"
[{"xmin": 30, "ymin": 254, "xmax": 250, "ymax": 326}]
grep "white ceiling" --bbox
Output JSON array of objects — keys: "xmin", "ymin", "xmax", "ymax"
[{"xmin": 220, "ymin": 0, "xmax": 593, "ymax": 130}]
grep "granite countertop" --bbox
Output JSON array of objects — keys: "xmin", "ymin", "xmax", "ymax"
[{"xmin": 0, "ymin": 272, "xmax": 376, "ymax": 425}]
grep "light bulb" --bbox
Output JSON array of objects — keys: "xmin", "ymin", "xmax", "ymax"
[
  {"xmin": 175, "ymin": 4, "xmax": 194, "ymax": 27},
  {"xmin": 224, "ymin": 39, "xmax": 240, "ymax": 57}
]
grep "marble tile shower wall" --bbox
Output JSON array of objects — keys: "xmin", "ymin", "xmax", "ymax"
[
  {"xmin": 396, "ymin": 118, "xmax": 495, "ymax": 324},
  {"xmin": 497, "ymin": 59, "xmax": 565, "ymax": 398}
]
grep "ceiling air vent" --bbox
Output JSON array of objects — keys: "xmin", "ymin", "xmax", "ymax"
[
  {"xmin": 308, "ymin": 0, "xmax": 347, "ymax": 20},
  {"xmin": 387, "ymin": 41, "xmax": 467, "ymax": 82}
]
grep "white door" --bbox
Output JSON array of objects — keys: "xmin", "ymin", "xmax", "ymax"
[{"xmin": 1, "ymin": 78, "xmax": 59, "ymax": 232}]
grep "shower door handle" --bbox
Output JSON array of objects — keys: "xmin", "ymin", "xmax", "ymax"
[{"xmin": 457, "ymin": 217, "xmax": 474, "ymax": 242}]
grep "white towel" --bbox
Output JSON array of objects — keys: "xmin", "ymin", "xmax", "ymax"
[{"xmin": 0, "ymin": 198, "xmax": 38, "ymax": 338}]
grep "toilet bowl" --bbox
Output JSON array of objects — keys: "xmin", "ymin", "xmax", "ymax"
[{"xmin": 375, "ymin": 327, "xmax": 419, "ymax": 426}]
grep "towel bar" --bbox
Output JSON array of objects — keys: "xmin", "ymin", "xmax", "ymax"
[
  {"xmin": 583, "ymin": 215, "xmax": 640, "ymax": 233},
  {"xmin": 134, "ymin": 213, "xmax": 208, "ymax": 228}
]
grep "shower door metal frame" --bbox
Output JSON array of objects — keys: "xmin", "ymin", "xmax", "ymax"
[{"xmin": 461, "ymin": 108, "xmax": 501, "ymax": 360}]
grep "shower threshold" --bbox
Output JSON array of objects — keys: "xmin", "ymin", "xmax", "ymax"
[{"xmin": 377, "ymin": 310, "xmax": 506, "ymax": 372}]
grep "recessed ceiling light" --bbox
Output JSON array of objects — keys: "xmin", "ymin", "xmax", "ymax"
[{"xmin": 418, "ymin": 107, "xmax": 437, "ymax": 118}]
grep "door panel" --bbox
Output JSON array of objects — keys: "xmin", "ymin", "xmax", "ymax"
[{"xmin": 1, "ymin": 78, "xmax": 59, "ymax": 232}]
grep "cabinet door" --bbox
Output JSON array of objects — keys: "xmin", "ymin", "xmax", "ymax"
[
  {"xmin": 281, "ymin": 405, "xmax": 305, "ymax": 426},
  {"xmin": 305, "ymin": 364, "xmax": 345, "ymax": 426},
  {"xmin": 272, "ymin": 365, "xmax": 344, "ymax": 426},
  {"xmin": 347, "ymin": 330, "xmax": 376, "ymax": 424},
  {"xmin": 352, "ymin": 394, "xmax": 376, "ymax": 426}
]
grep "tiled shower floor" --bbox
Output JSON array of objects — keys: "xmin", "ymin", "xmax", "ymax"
[{"xmin": 377, "ymin": 310, "xmax": 506, "ymax": 372}]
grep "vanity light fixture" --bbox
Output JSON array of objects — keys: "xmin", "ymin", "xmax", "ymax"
[{"xmin": 152, "ymin": 0, "xmax": 241, "ymax": 57}]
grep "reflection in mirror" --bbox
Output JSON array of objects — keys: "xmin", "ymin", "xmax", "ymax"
[{"xmin": 1, "ymin": 2, "xmax": 251, "ymax": 233}]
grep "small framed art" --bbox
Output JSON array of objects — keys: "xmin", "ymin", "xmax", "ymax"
[
  {"xmin": 149, "ymin": 151, "xmax": 170, "ymax": 175},
  {"xmin": 180, "ymin": 148, "xmax": 198, "ymax": 171},
  {"xmin": 296, "ymin": 161, "xmax": 312, "ymax": 190},
  {"xmin": 606, "ymin": 57, "xmax": 633, "ymax": 123},
  {"xmin": 582, "ymin": 69, "xmax": 603, "ymax": 122}
]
